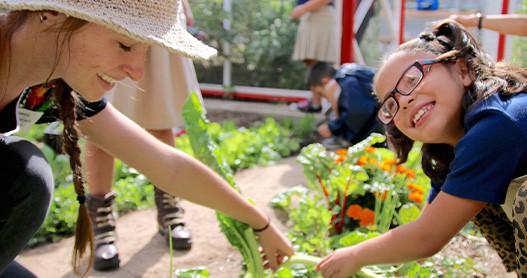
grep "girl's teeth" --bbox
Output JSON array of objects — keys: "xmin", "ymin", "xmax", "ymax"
[
  {"xmin": 98, "ymin": 73, "xmax": 117, "ymax": 84},
  {"xmin": 413, "ymin": 104, "xmax": 432, "ymax": 124}
]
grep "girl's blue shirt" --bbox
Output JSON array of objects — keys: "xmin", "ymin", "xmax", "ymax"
[{"xmin": 428, "ymin": 92, "xmax": 527, "ymax": 204}]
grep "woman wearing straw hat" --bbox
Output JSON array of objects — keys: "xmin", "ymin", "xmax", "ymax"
[{"xmin": 0, "ymin": 0, "xmax": 294, "ymax": 276}]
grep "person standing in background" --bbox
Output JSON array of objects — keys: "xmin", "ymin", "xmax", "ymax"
[{"xmin": 291, "ymin": 0, "xmax": 339, "ymax": 113}]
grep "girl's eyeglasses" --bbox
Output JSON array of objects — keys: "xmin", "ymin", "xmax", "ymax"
[{"xmin": 377, "ymin": 59, "xmax": 443, "ymax": 124}]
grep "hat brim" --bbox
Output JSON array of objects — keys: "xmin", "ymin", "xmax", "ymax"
[{"xmin": 0, "ymin": 0, "xmax": 217, "ymax": 60}]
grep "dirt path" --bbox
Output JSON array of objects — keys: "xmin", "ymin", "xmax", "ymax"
[{"xmin": 16, "ymin": 157, "xmax": 305, "ymax": 278}]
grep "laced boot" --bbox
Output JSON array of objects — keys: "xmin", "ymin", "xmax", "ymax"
[
  {"xmin": 87, "ymin": 192, "xmax": 120, "ymax": 271},
  {"xmin": 154, "ymin": 187, "xmax": 192, "ymax": 250}
]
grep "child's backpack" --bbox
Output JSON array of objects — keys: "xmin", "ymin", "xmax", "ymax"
[{"xmin": 329, "ymin": 63, "xmax": 384, "ymax": 145}]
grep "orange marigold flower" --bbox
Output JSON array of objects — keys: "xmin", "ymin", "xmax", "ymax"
[
  {"xmin": 404, "ymin": 169, "xmax": 416, "ymax": 179},
  {"xmin": 365, "ymin": 146, "xmax": 375, "ymax": 153},
  {"xmin": 396, "ymin": 164, "xmax": 406, "ymax": 174},
  {"xmin": 335, "ymin": 149, "xmax": 347, "ymax": 156},
  {"xmin": 335, "ymin": 156, "xmax": 346, "ymax": 164},
  {"xmin": 359, "ymin": 208, "xmax": 375, "ymax": 227},
  {"xmin": 412, "ymin": 184, "xmax": 425, "ymax": 194},
  {"xmin": 374, "ymin": 191, "xmax": 388, "ymax": 200},
  {"xmin": 356, "ymin": 155, "xmax": 369, "ymax": 166},
  {"xmin": 380, "ymin": 162, "xmax": 392, "ymax": 172},
  {"xmin": 370, "ymin": 159, "xmax": 379, "ymax": 167},
  {"xmin": 407, "ymin": 182, "xmax": 418, "ymax": 191},
  {"xmin": 408, "ymin": 192, "xmax": 423, "ymax": 204},
  {"xmin": 346, "ymin": 204, "xmax": 363, "ymax": 220}
]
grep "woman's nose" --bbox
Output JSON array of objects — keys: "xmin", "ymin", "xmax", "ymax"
[{"xmin": 123, "ymin": 46, "xmax": 147, "ymax": 81}]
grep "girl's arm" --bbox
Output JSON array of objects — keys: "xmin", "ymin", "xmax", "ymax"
[
  {"xmin": 78, "ymin": 104, "xmax": 294, "ymax": 269},
  {"xmin": 316, "ymin": 192, "xmax": 486, "ymax": 278},
  {"xmin": 291, "ymin": 0, "xmax": 333, "ymax": 19}
]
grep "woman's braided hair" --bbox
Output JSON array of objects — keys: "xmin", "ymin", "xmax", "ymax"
[
  {"xmin": 380, "ymin": 19, "xmax": 527, "ymax": 183},
  {"xmin": 1, "ymin": 11, "xmax": 94, "ymax": 276}
]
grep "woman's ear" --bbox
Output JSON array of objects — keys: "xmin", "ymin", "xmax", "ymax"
[
  {"xmin": 454, "ymin": 58, "xmax": 473, "ymax": 87},
  {"xmin": 38, "ymin": 11, "xmax": 67, "ymax": 26}
]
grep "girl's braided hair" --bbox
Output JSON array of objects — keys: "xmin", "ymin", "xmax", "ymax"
[
  {"xmin": 381, "ymin": 19, "xmax": 527, "ymax": 183},
  {"xmin": 1, "ymin": 11, "xmax": 94, "ymax": 276}
]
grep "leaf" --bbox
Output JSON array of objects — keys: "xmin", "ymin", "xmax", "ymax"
[{"xmin": 398, "ymin": 204, "xmax": 421, "ymax": 225}]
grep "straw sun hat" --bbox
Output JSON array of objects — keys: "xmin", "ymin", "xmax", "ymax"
[{"xmin": 0, "ymin": 0, "xmax": 217, "ymax": 60}]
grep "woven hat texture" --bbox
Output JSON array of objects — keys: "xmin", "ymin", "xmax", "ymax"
[{"xmin": 0, "ymin": 0, "xmax": 217, "ymax": 59}]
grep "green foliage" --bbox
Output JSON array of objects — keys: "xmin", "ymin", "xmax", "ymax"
[
  {"xmin": 272, "ymin": 134, "xmax": 482, "ymax": 277},
  {"xmin": 176, "ymin": 116, "xmax": 313, "ymax": 172},
  {"xmin": 191, "ymin": 0, "xmax": 307, "ymax": 89},
  {"xmin": 182, "ymin": 93, "xmax": 269, "ymax": 278}
]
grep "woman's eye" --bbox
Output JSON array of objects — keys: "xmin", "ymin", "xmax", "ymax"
[{"xmin": 119, "ymin": 43, "xmax": 132, "ymax": 52}]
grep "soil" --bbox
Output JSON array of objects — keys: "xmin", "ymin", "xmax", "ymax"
[{"xmin": 14, "ymin": 107, "xmax": 516, "ymax": 278}]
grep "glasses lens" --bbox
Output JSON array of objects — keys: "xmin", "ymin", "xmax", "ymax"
[
  {"xmin": 378, "ymin": 97, "xmax": 398, "ymax": 124},
  {"xmin": 396, "ymin": 65, "xmax": 423, "ymax": 95}
]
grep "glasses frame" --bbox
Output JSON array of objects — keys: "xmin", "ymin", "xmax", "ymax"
[{"xmin": 377, "ymin": 59, "xmax": 443, "ymax": 124}]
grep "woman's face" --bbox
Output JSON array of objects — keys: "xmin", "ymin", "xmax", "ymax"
[
  {"xmin": 375, "ymin": 52, "xmax": 470, "ymax": 146},
  {"xmin": 57, "ymin": 22, "xmax": 148, "ymax": 101}
]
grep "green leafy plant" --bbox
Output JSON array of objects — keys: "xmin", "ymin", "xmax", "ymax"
[{"xmin": 295, "ymin": 134, "xmax": 428, "ymax": 236}]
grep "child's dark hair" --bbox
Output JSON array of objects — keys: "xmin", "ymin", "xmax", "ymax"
[
  {"xmin": 307, "ymin": 62, "xmax": 337, "ymax": 87},
  {"xmin": 379, "ymin": 19, "xmax": 527, "ymax": 183}
]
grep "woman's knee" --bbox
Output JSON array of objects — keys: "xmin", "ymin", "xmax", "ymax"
[{"xmin": 0, "ymin": 137, "xmax": 53, "ymax": 230}]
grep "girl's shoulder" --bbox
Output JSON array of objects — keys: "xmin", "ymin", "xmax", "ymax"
[{"xmin": 467, "ymin": 92, "xmax": 527, "ymax": 125}]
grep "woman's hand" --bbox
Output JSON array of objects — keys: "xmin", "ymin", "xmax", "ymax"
[
  {"xmin": 316, "ymin": 247, "xmax": 361, "ymax": 278},
  {"xmin": 290, "ymin": 5, "xmax": 307, "ymax": 19},
  {"xmin": 255, "ymin": 222, "xmax": 294, "ymax": 271}
]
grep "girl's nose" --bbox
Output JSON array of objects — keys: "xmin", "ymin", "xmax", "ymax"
[{"xmin": 398, "ymin": 94, "xmax": 415, "ymax": 110}]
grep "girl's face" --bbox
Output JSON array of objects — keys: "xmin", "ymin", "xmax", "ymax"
[
  {"xmin": 56, "ymin": 22, "xmax": 148, "ymax": 101},
  {"xmin": 375, "ymin": 52, "xmax": 471, "ymax": 146}
]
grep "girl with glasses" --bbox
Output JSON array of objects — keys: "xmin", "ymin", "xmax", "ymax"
[
  {"xmin": 0, "ymin": 0, "xmax": 293, "ymax": 276},
  {"xmin": 316, "ymin": 19, "xmax": 527, "ymax": 277}
]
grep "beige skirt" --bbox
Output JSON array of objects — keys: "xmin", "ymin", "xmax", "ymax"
[
  {"xmin": 108, "ymin": 45, "xmax": 204, "ymax": 130},
  {"xmin": 292, "ymin": 5, "xmax": 339, "ymax": 64}
]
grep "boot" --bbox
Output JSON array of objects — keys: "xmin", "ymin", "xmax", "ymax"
[
  {"xmin": 87, "ymin": 192, "xmax": 120, "ymax": 271},
  {"xmin": 154, "ymin": 187, "xmax": 192, "ymax": 250}
]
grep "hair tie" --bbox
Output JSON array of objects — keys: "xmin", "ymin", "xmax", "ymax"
[
  {"xmin": 419, "ymin": 33, "xmax": 436, "ymax": 42},
  {"xmin": 77, "ymin": 195, "xmax": 86, "ymax": 205},
  {"xmin": 476, "ymin": 13, "xmax": 484, "ymax": 30}
]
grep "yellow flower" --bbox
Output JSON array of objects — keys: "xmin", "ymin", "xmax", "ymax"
[{"xmin": 396, "ymin": 164, "xmax": 406, "ymax": 174}]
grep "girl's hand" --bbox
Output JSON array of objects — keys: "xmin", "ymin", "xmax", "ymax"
[
  {"xmin": 317, "ymin": 124, "xmax": 332, "ymax": 138},
  {"xmin": 316, "ymin": 247, "xmax": 361, "ymax": 278},
  {"xmin": 256, "ymin": 222, "xmax": 294, "ymax": 271}
]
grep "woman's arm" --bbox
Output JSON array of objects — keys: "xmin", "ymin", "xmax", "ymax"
[
  {"xmin": 316, "ymin": 192, "xmax": 486, "ymax": 277},
  {"xmin": 291, "ymin": 0, "xmax": 333, "ymax": 19},
  {"xmin": 78, "ymin": 104, "xmax": 294, "ymax": 268},
  {"xmin": 450, "ymin": 13, "xmax": 527, "ymax": 37}
]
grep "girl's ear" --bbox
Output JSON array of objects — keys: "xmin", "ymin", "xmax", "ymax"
[{"xmin": 454, "ymin": 58, "xmax": 473, "ymax": 87}]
